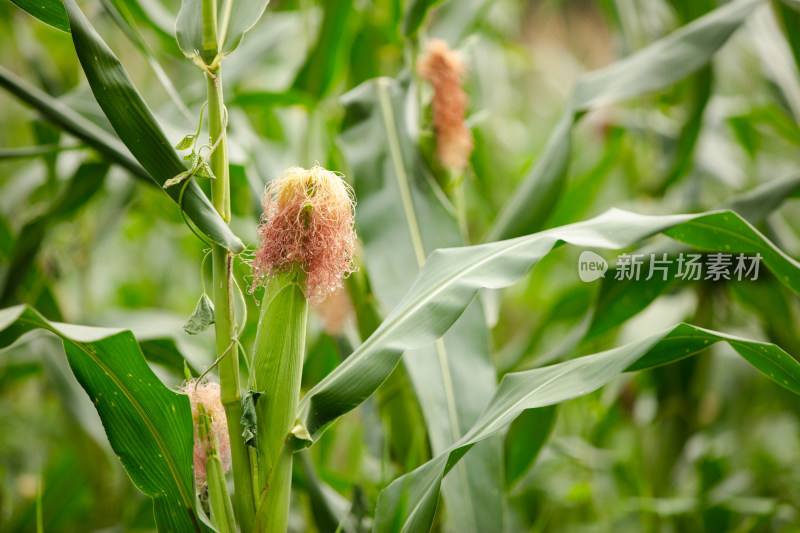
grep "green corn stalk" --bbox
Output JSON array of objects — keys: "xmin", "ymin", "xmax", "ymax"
[
  {"xmin": 251, "ymin": 270, "xmax": 309, "ymax": 533},
  {"xmin": 200, "ymin": 0, "xmax": 255, "ymax": 529}
]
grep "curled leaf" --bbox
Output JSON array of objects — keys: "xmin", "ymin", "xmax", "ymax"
[
  {"xmin": 163, "ymin": 171, "xmax": 192, "ymax": 189},
  {"xmin": 183, "ymin": 294, "xmax": 215, "ymax": 334},
  {"xmin": 175, "ymin": 134, "xmax": 196, "ymax": 150},
  {"xmin": 241, "ymin": 390, "xmax": 263, "ymax": 449}
]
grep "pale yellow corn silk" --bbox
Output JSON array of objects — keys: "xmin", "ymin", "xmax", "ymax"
[{"xmin": 253, "ymin": 165, "xmax": 357, "ymax": 303}]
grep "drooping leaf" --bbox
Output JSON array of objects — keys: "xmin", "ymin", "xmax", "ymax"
[
  {"xmin": 0, "ymin": 65, "xmax": 151, "ymax": 184},
  {"xmin": 241, "ymin": 390, "xmax": 263, "ymax": 449},
  {"xmin": 586, "ymin": 173, "xmax": 800, "ymax": 339},
  {"xmin": 183, "ymin": 294, "xmax": 215, "ymax": 335},
  {"xmin": 0, "ymin": 305, "xmax": 209, "ymax": 533},
  {"xmin": 487, "ymin": 0, "xmax": 761, "ymax": 242},
  {"xmin": 165, "ymin": 171, "xmax": 194, "ymax": 189},
  {"xmin": 339, "ymin": 77, "xmax": 503, "ymax": 533},
  {"xmin": 9, "ymin": 0, "xmax": 70, "ymax": 33},
  {"xmin": 176, "ymin": 0, "xmax": 271, "ymax": 60},
  {"xmin": 298, "ymin": 208, "xmax": 800, "ymax": 444},
  {"xmin": 504, "ymin": 405, "xmax": 558, "ymax": 490},
  {"xmin": 1, "ymin": 162, "xmax": 108, "ymax": 308},
  {"xmin": 373, "ymin": 323, "xmax": 800, "ymax": 532},
  {"xmin": 61, "ymin": 0, "xmax": 245, "ymax": 253}
]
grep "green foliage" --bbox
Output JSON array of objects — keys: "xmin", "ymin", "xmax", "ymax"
[
  {"xmin": 298, "ymin": 209, "xmax": 800, "ymax": 441},
  {"xmin": 176, "ymin": 0, "xmax": 271, "ymax": 61},
  {"xmin": 488, "ymin": 0, "xmax": 760, "ymax": 241},
  {"xmin": 183, "ymin": 294, "xmax": 215, "ymax": 335},
  {"xmin": 0, "ymin": 306, "xmax": 208, "ymax": 532},
  {"xmin": 9, "ymin": 0, "xmax": 69, "ymax": 33},
  {"xmin": 3, "ymin": 0, "xmax": 800, "ymax": 531},
  {"xmin": 62, "ymin": 0, "xmax": 245, "ymax": 252},
  {"xmin": 375, "ymin": 323, "xmax": 800, "ymax": 533}
]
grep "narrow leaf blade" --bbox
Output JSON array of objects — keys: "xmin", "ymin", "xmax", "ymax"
[
  {"xmin": 9, "ymin": 0, "xmax": 70, "ymax": 33},
  {"xmin": 487, "ymin": 0, "xmax": 761, "ymax": 241},
  {"xmin": 62, "ymin": 0, "xmax": 244, "ymax": 253},
  {"xmin": 374, "ymin": 323, "xmax": 800, "ymax": 532},
  {"xmin": 299, "ymin": 208, "xmax": 800, "ymax": 443},
  {"xmin": 0, "ymin": 305, "xmax": 207, "ymax": 532}
]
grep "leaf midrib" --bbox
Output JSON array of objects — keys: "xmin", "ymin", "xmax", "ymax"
[{"xmin": 24, "ymin": 317, "xmax": 196, "ymax": 515}]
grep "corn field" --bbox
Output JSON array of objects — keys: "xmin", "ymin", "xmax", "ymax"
[{"xmin": 2, "ymin": 0, "xmax": 800, "ymax": 532}]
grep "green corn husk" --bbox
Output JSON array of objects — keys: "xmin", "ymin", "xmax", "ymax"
[{"xmin": 250, "ymin": 269, "xmax": 309, "ymax": 532}]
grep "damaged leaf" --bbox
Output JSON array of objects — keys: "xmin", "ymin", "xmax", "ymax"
[{"xmin": 183, "ymin": 293, "xmax": 215, "ymax": 335}]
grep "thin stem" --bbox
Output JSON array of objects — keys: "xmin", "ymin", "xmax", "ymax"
[
  {"xmin": 202, "ymin": 1, "xmax": 255, "ymax": 529},
  {"xmin": 201, "ymin": 0, "xmax": 219, "ymax": 65},
  {"xmin": 198, "ymin": 405, "xmax": 236, "ymax": 533}
]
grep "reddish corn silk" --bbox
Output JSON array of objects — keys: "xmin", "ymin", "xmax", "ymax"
[
  {"xmin": 252, "ymin": 165, "xmax": 357, "ymax": 303},
  {"xmin": 181, "ymin": 380, "xmax": 230, "ymax": 487},
  {"xmin": 417, "ymin": 39, "xmax": 473, "ymax": 172}
]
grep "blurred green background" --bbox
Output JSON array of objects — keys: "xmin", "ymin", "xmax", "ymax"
[{"xmin": 2, "ymin": 0, "xmax": 800, "ymax": 531}]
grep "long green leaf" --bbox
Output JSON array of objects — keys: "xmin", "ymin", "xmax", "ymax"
[
  {"xmin": 0, "ymin": 65, "xmax": 151, "ymax": 184},
  {"xmin": 61, "ymin": 0, "xmax": 244, "ymax": 253},
  {"xmin": 373, "ymin": 323, "xmax": 800, "ymax": 532},
  {"xmin": 292, "ymin": 0, "xmax": 355, "ymax": 98},
  {"xmin": 298, "ymin": 208, "xmax": 800, "ymax": 443},
  {"xmin": 0, "ymin": 162, "xmax": 108, "ymax": 307},
  {"xmin": 176, "ymin": 0, "xmax": 270, "ymax": 60},
  {"xmin": 99, "ymin": 0, "xmax": 193, "ymax": 122},
  {"xmin": 340, "ymin": 77, "xmax": 503, "ymax": 533},
  {"xmin": 0, "ymin": 305, "xmax": 208, "ymax": 532},
  {"xmin": 487, "ymin": 0, "xmax": 761, "ymax": 242},
  {"xmin": 9, "ymin": 0, "xmax": 70, "ymax": 33},
  {"xmin": 504, "ymin": 405, "xmax": 557, "ymax": 490},
  {"xmin": 586, "ymin": 172, "xmax": 800, "ymax": 340}
]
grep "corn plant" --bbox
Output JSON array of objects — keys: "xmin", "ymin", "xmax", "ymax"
[{"xmin": 3, "ymin": 0, "xmax": 800, "ymax": 532}]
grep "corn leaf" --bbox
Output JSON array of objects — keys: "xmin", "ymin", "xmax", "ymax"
[
  {"xmin": 586, "ymin": 172, "xmax": 800, "ymax": 340},
  {"xmin": 487, "ymin": 0, "xmax": 761, "ymax": 242},
  {"xmin": 0, "ymin": 305, "xmax": 210, "ymax": 533},
  {"xmin": 0, "ymin": 65, "xmax": 152, "ymax": 184},
  {"xmin": 374, "ymin": 323, "xmax": 800, "ymax": 532},
  {"xmin": 61, "ymin": 0, "xmax": 244, "ymax": 253},
  {"xmin": 339, "ymin": 77, "xmax": 503, "ymax": 533},
  {"xmin": 9, "ymin": 0, "xmax": 70, "ymax": 33},
  {"xmin": 298, "ymin": 209, "xmax": 800, "ymax": 443},
  {"xmin": 176, "ymin": 0, "xmax": 271, "ymax": 60}
]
